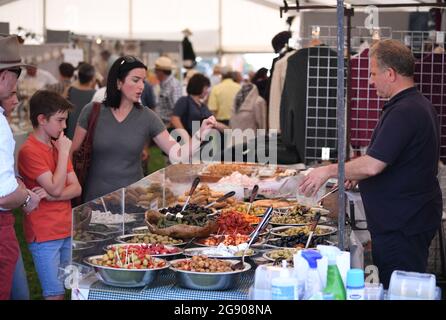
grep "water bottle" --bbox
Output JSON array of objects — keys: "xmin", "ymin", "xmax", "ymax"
[{"xmin": 346, "ymin": 269, "xmax": 365, "ymax": 300}]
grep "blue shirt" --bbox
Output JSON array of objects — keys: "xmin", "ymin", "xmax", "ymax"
[
  {"xmin": 141, "ymin": 80, "xmax": 156, "ymax": 109},
  {"xmin": 173, "ymin": 96, "xmax": 212, "ymax": 136},
  {"xmin": 359, "ymin": 86, "xmax": 442, "ymax": 235}
]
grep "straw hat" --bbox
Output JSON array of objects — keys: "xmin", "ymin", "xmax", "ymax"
[
  {"xmin": 154, "ymin": 56, "xmax": 175, "ymax": 71},
  {"xmin": 182, "ymin": 28, "xmax": 192, "ymax": 37},
  {"xmin": 0, "ymin": 35, "xmax": 32, "ymax": 70}
]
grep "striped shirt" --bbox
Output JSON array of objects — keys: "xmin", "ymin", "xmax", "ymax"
[{"xmin": 156, "ymin": 75, "xmax": 182, "ymax": 125}]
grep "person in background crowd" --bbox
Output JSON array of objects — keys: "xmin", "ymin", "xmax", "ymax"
[
  {"xmin": 298, "ymin": 39, "xmax": 442, "ymax": 288},
  {"xmin": 209, "ymin": 64, "xmax": 222, "ymax": 88},
  {"xmin": 230, "ymin": 80, "xmax": 267, "ymax": 131},
  {"xmin": 0, "ymin": 35, "xmax": 41, "ymax": 300},
  {"xmin": 45, "ymin": 62, "xmax": 75, "ymax": 98},
  {"xmin": 141, "ymin": 79, "xmax": 156, "ymax": 109},
  {"xmin": 171, "ymin": 73, "xmax": 227, "ymax": 144},
  {"xmin": 65, "ymin": 63, "xmax": 96, "ymax": 140},
  {"xmin": 181, "ymin": 28, "xmax": 196, "ymax": 69},
  {"xmin": 232, "ymin": 71, "xmax": 243, "ymax": 84},
  {"xmin": 18, "ymin": 90, "xmax": 81, "ymax": 300},
  {"xmin": 99, "ymin": 50, "xmax": 119, "ymax": 84},
  {"xmin": 71, "ymin": 56, "xmax": 216, "ymax": 202},
  {"xmin": 19, "ymin": 63, "xmax": 58, "ymax": 99},
  {"xmin": 154, "ymin": 56, "xmax": 182, "ymax": 129},
  {"xmin": 251, "ymin": 67, "xmax": 269, "ymax": 102},
  {"xmin": 208, "ymin": 66, "xmax": 241, "ymax": 126},
  {"xmin": 182, "ymin": 68, "xmax": 198, "ymax": 96}
]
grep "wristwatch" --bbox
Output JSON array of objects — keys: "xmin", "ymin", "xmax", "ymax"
[{"xmin": 21, "ymin": 193, "xmax": 31, "ymax": 208}]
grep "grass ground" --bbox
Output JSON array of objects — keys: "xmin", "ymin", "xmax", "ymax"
[{"xmin": 14, "ymin": 146, "xmax": 166, "ymax": 300}]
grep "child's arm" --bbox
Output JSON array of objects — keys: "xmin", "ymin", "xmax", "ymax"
[
  {"xmin": 33, "ymin": 172, "xmax": 81, "ymax": 201},
  {"xmin": 36, "ymin": 132, "xmax": 72, "ymax": 197}
]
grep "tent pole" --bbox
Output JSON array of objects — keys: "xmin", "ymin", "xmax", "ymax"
[
  {"xmin": 218, "ymin": 0, "xmax": 223, "ymax": 62},
  {"xmin": 336, "ymin": 0, "xmax": 346, "ymax": 251}
]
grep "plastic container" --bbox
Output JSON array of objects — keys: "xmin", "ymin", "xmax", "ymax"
[
  {"xmin": 271, "ymin": 260, "xmax": 298, "ymax": 300},
  {"xmin": 319, "ymin": 246, "xmax": 346, "ymax": 300},
  {"xmin": 388, "ymin": 270, "xmax": 437, "ymax": 300},
  {"xmin": 301, "ymin": 250, "xmax": 323, "ymax": 300},
  {"xmin": 346, "ymin": 269, "xmax": 365, "ymax": 300},
  {"xmin": 364, "ymin": 283, "xmax": 384, "ymax": 300}
]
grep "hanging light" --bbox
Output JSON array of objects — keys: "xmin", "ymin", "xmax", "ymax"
[{"xmin": 96, "ymin": 36, "xmax": 102, "ymax": 45}]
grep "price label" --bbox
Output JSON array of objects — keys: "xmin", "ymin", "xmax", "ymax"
[
  {"xmin": 436, "ymin": 32, "xmax": 445, "ymax": 45},
  {"xmin": 322, "ymin": 147, "xmax": 330, "ymax": 160}
]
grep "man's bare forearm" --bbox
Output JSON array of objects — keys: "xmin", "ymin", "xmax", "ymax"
[{"xmin": 0, "ymin": 184, "xmax": 28, "ymax": 209}]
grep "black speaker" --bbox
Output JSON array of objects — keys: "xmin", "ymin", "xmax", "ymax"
[{"xmin": 46, "ymin": 29, "xmax": 70, "ymax": 43}]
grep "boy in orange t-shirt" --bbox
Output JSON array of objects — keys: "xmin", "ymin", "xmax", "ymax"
[{"xmin": 18, "ymin": 90, "xmax": 81, "ymax": 300}]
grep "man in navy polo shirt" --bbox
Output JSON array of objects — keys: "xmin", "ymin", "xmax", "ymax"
[{"xmin": 298, "ymin": 39, "xmax": 442, "ymax": 288}]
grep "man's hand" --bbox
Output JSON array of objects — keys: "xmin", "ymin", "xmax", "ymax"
[
  {"xmin": 23, "ymin": 189, "xmax": 41, "ymax": 213},
  {"xmin": 344, "ymin": 180, "xmax": 358, "ymax": 190},
  {"xmin": 298, "ymin": 165, "xmax": 334, "ymax": 197},
  {"xmin": 53, "ymin": 131, "xmax": 72, "ymax": 155}
]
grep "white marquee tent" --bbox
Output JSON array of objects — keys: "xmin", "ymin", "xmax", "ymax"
[{"xmin": 0, "ymin": 0, "xmax": 439, "ymax": 53}]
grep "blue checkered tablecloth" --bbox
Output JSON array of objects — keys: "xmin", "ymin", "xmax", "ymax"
[{"xmin": 87, "ymin": 270, "xmax": 254, "ymax": 300}]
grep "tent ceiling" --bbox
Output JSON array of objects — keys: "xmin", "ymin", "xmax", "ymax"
[{"xmin": 0, "ymin": 0, "xmax": 443, "ymax": 53}]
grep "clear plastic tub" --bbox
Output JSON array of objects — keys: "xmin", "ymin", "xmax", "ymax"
[
  {"xmin": 387, "ymin": 270, "xmax": 437, "ymax": 300},
  {"xmin": 364, "ymin": 283, "xmax": 384, "ymax": 300}
]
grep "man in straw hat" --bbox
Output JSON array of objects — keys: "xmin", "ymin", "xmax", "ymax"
[
  {"xmin": 154, "ymin": 56, "xmax": 182, "ymax": 128},
  {"xmin": 0, "ymin": 35, "xmax": 41, "ymax": 299}
]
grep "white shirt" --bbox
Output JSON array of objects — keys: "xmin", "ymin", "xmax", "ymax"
[
  {"xmin": 91, "ymin": 87, "xmax": 106, "ymax": 103},
  {"xmin": 19, "ymin": 69, "xmax": 58, "ymax": 98},
  {"xmin": 0, "ymin": 106, "xmax": 19, "ymax": 200}
]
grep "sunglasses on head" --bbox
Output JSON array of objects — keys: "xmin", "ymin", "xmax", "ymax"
[{"xmin": 120, "ymin": 56, "xmax": 137, "ymax": 65}]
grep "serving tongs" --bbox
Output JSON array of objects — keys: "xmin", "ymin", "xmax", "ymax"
[
  {"xmin": 232, "ymin": 206, "xmax": 274, "ymax": 270},
  {"xmin": 246, "ymin": 184, "xmax": 259, "ymax": 215},
  {"xmin": 204, "ymin": 191, "xmax": 236, "ymax": 209},
  {"xmin": 180, "ymin": 177, "xmax": 201, "ymax": 214},
  {"xmin": 305, "ymin": 211, "xmax": 321, "ymax": 249},
  {"xmin": 316, "ymin": 185, "xmax": 339, "ymax": 206}
]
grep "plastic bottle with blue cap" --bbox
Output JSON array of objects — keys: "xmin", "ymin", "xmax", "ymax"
[
  {"xmin": 271, "ymin": 260, "xmax": 298, "ymax": 300},
  {"xmin": 346, "ymin": 269, "xmax": 365, "ymax": 300},
  {"xmin": 301, "ymin": 250, "xmax": 323, "ymax": 300}
]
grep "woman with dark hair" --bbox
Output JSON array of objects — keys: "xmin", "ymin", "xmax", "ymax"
[
  {"xmin": 71, "ymin": 56, "xmax": 216, "ymax": 202},
  {"xmin": 171, "ymin": 73, "xmax": 227, "ymax": 144}
]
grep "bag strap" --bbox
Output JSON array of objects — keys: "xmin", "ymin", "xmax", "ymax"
[{"xmin": 84, "ymin": 102, "xmax": 101, "ymax": 146}]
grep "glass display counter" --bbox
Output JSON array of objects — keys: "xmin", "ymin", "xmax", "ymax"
[{"xmin": 70, "ymin": 162, "xmax": 310, "ymax": 299}]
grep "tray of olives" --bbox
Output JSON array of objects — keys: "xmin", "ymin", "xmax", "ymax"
[
  {"xmin": 115, "ymin": 233, "xmax": 185, "ymax": 246},
  {"xmin": 270, "ymin": 225, "xmax": 337, "ymax": 238},
  {"xmin": 269, "ymin": 213, "xmax": 329, "ymax": 226}
]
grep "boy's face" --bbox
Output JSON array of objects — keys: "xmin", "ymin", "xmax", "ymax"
[{"xmin": 40, "ymin": 110, "xmax": 68, "ymax": 139}]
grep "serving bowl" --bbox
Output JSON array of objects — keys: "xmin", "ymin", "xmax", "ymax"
[
  {"xmin": 169, "ymin": 258, "xmax": 251, "ymax": 290},
  {"xmin": 115, "ymin": 233, "xmax": 185, "ymax": 246},
  {"xmin": 270, "ymin": 225, "xmax": 337, "ymax": 238},
  {"xmin": 104, "ymin": 243, "xmax": 183, "ymax": 260},
  {"xmin": 84, "ymin": 255, "xmax": 169, "ymax": 287},
  {"xmin": 72, "ymin": 241, "xmax": 95, "ymax": 262},
  {"xmin": 182, "ymin": 247, "xmax": 259, "ymax": 260}
]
